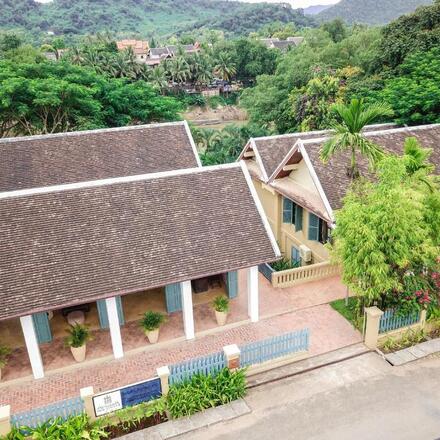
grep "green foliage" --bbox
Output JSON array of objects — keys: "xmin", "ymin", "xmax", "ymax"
[
  {"xmin": 0, "ymin": 0, "xmax": 315, "ymax": 38},
  {"xmin": 330, "ymin": 153, "xmax": 439, "ymax": 305},
  {"xmin": 4, "ymin": 413, "xmax": 106, "ymax": 440},
  {"xmin": 166, "ymin": 368, "xmax": 246, "ymax": 418},
  {"xmin": 0, "ymin": 345, "xmax": 11, "ymax": 369},
  {"xmin": 330, "ymin": 297, "xmax": 364, "ymax": 330},
  {"xmin": 378, "ymin": 0, "xmax": 440, "ymax": 69},
  {"xmin": 380, "ymin": 328, "xmax": 427, "ymax": 353},
  {"xmin": 140, "ymin": 311, "xmax": 165, "ymax": 332},
  {"xmin": 193, "ymin": 123, "xmax": 269, "ymax": 166},
  {"xmin": 0, "ymin": 61, "xmax": 182, "ymax": 137},
  {"xmin": 241, "ymin": 26, "xmax": 383, "ymax": 132},
  {"xmin": 378, "ymin": 48, "xmax": 440, "ymax": 125},
  {"xmin": 64, "ymin": 324, "xmax": 92, "ymax": 348},
  {"xmin": 269, "ymin": 258, "xmax": 301, "ymax": 272},
  {"xmin": 318, "ymin": 0, "xmax": 433, "ymax": 26},
  {"xmin": 212, "ymin": 295, "xmax": 229, "ymax": 313}
]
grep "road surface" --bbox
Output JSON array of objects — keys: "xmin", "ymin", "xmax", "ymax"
[{"xmin": 177, "ymin": 352, "xmax": 440, "ymax": 440}]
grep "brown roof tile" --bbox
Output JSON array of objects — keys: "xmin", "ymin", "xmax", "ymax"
[
  {"xmin": 303, "ymin": 125, "xmax": 440, "ymax": 210},
  {"xmin": 250, "ymin": 124, "xmax": 398, "ymax": 181},
  {"xmin": 0, "ymin": 122, "xmax": 200, "ymax": 192},
  {"xmin": 0, "ymin": 164, "xmax": 278, "ymax": 320}
]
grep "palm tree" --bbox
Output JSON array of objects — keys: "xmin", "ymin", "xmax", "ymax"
[
  {"xmin": 214, "ymin": 53, "xmax": 236, "ymax": 82},
  {"xmin": 320, "ymin": 99, "xmax": 394, "ymax": 178},
  {"xmin": 402, "ymin": 137, "xmax": 435, "ymax": 191},
  {"xmin": 149, "ymin": 66, "xmax": 168, "ymax": 93},
  {"xmin": 168, "ymin": 57, "xmax": 190, "ymax": 85}
]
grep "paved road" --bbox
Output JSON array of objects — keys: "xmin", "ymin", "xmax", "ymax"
[{"xmin": 178, "ymin": 352, "xmax": 440, "ymax": 440}]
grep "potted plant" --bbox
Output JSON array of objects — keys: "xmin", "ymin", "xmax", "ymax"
[
  {"xmin": 213, "ymin": 295, "xmax": 229, "ymax": 326},
  {"xmin": 140, "ymin": 311, "xmax": 165, "ymax": 344},
  {"xmin": 0, "ymin": 345, "xmax": 11, "ymax": 381},
  {"xmin": 65, "ymin": 324, "xmax": 92, "ymax": 363}
]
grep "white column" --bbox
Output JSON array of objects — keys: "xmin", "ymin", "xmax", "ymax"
[
  {"xmin": 247, "ymin": 266, "xmax": 259, "ymax": 322},
  {"xmin": 20, "ymin": 315, "xmax": 44, "ymax": 379},
  {"xmin": 105, "ymin": 297, "xmax": 124, "ymax": 359},
  {"xmin": 181, "ymin": 280, "xmax": 195, "ymax": 340}
]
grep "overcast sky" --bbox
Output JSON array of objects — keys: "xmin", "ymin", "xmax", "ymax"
[{"xmin": 240, "ymin": 0, "xmax": 339, "ymax": 8}]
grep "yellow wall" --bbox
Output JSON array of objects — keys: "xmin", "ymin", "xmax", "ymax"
[{"xmin": 252, "ymin": 177, "xmax": 329, "ymax": 264}]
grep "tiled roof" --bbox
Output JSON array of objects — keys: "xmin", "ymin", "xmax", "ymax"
[
  {"xmin": 0, "ymin": 163, "xmax": 279, "ymax": 320},
  {"xmin": 117, "ymin": 40, "xmax": 149, "ymax": 54},
  {"xmin": 0, "ymin": 122, "xmax": 200, "ymax": 192},
  {"xmin": 248, "ymin": 124, "xmax": 399, "ymax": 182},
  {"xmin": 302, "ymin": 125, "xmax": 440, "ymax": 210},
  {"xmin": 149, "ymin": 47, "xmax": 171, "ymax": 57}
]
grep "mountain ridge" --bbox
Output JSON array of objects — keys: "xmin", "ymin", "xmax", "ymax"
[{"xmin": 318, "ymin": 0, "xmax": 434, "ymax": 24}]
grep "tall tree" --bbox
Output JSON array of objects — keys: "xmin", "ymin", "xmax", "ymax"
[
  {"xmin": 213, "ymin": 52, "xmax": 236, "ymax": 81},
  {"xmin": 331, "ymin": 153, "xmax": 439, "ymax": 305},
  {"xmin": 320, "ymin": 98, "xmax": 393, "ymax": 177}
]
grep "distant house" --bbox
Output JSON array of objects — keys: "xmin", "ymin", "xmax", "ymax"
[
  {"xmin": 147, "ymin": 43, "xmax": 201, "ymax": 66},
  {"xmin": 260, "ymin": 36, "xmax": 304, "ymax": 51},
  {"xmin": 116, "ymin": 39, "xmax": 150, "ymax": 62}
]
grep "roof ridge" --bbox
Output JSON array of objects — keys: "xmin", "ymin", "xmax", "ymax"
[
  {"xmin": 0, "ymin": 162, "xmax": 240, "ymax": 200},
  {"xmin": 0, "ymin": 121, "xmax": 187, "ymax": 144}
]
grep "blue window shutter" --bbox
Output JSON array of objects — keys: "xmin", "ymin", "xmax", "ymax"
[
  {"xmin": 97, "ymin": 296, "xmax": 125, "ymax": 329},
  {"xmin": 308, "ymin": 213, "xmax": 320, "ymax": 241},
  {"xmin": 283, "ymin": 198, "xmax": 293, "ymax": 223},
  {"xmin": 295, "ymin": 205, "xmax": 303, "ymax": 231},
  {"xmin": 226, "ymin": 271, "xmax": 238, "ymax": 299},
  {"xmin": 165, "ymin": 283, "xmax": 182, "ymax": 313},
  {"xmin": 32, "ymin": 312, "xmax": 52, "ymax": 344}
]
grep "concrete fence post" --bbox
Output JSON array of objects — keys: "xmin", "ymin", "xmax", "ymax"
[
  {"xmin": 223, "ymin": 344, "xmax": 241, "ymax": 370},
  {"xmin": 420, "ymin": 309, "xmax": 427, "ymax": 328},
  {"xmin": 80, "ymin": 386, "xmax": 96, "ymax": 422},
  {"xmin": 157, "ymin": 366, "xmax": 170, "ymax": 396},
  {"xmin": 0, "ymin": 405, "xmax": 11, "ymax": 436},
  {"xmin": 364, "ymin": 306, "xmax": 384, "ymax": 349}
]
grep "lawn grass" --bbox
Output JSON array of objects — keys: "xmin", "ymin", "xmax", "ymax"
[{"xmin": 330, "ymin": 297, "xmax": 364, "ymax": 331}]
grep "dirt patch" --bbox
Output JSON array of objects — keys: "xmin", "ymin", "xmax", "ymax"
[{"xmin": 184, "ymin": 105, "xmax": 248, "ymax": 126}]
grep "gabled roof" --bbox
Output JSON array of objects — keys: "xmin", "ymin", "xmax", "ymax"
[
  {"xmin": 117, "ymin": 40, "xmax": 149, "ymax": 54},
  {"xmin": 0, "ymin": 121, "xmax": 201, "ymax": 193},
  {"xmin": 301, "ymin": 124, "xmax": 440, "ymax": 210},
  {"xmin": 0, "ymin": 162, "xmax": 280, "ymax": 320},
  {"xmin": 239, "ymin": 124, "xmax": 398, "ymax": 184},
  {"xmin": 240, "ymin": 123, "xmax": 439, "ymax": 222}
]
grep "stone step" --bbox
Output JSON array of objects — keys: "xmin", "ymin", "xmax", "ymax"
[{"xmin": 247, "ymin": 342, "xmax": 370, "ymax": 388}]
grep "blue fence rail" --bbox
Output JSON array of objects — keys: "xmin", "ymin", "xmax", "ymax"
[
  {"xmin": 169, "ymin": 351, "xmax": 227, "ymax": 385},
  {"xmin": 11, "ymin": 396, "xmax": 84, "ymax": 429},
  {"xmin": 379, "ymin": 309, "xmax": 421, "ymax": 334},
  {"xmin": 239, "ymin": 328, "xmax": 309, "ymax": 368}
]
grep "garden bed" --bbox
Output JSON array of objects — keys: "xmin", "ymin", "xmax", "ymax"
[{"xmin": 103, "ymin": 413, "xmax": 167, "ymax": 438}]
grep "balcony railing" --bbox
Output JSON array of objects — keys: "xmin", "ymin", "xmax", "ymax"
[{"xmin": 271, "ymin": 261, "xmax": 340, "ymax": 288}]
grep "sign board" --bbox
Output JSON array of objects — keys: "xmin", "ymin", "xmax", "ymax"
[{"xmin": 93, "ymin": 377, "xmax": 162, "ymax": 417}]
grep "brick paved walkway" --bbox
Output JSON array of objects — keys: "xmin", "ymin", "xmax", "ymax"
[{"xmin": 0, "ymin": 303, "xmax": 361, "ymax": 413}]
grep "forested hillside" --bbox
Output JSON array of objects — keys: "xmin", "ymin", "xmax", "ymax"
[
  {"xmin": 0, "ymin": 0, "xmax": 314, "ymax": 38},
  {"xmin": 318, "ymin": 0, "xmax": 433, "ymax": 24}
]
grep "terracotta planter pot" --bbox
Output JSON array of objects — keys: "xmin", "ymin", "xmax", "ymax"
[
  {"xmin": 71, "ymin": 344, "xmax": 86, "ymax": 363},
  {"xmin": 215, "ymin": 310, "xmax": 228, "ymax": 326},
  {"xmin": 146, "ymin": 329, "xmax": 159, "ymax": 344}
]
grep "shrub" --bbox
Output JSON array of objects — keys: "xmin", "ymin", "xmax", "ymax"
[
  {"xmin": 4, "ymin": 414, "xmax": 106, "ymax": 440},
  {"xmin": 64, "ymin": 324, "xmax": 92, "ymax": 348},
  {"xmin": 380, "ymin": 328, "xmax": 427, "ymax": 354},
  {"xmin": 167, "ymin": 368, "xmax": 246, "ymax": 418},
  {"xmin": 269, "ymin": 257, "xmax": 300, "ymax": 272},
  {"xmin": 212, "ymin": 295, "xmax": 229, "ymax": 313},
  {"xmin": 140, "ymin": 311, "xmax": 165, "ymax": 332},
  {"xmin": 0, "ymin": 345, "xmax": 11, "ymax": 369}
]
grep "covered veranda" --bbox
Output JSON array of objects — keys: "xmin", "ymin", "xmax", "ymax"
[{"xmin": 0, "ymin": 267, "xmax": 259, "ymax": 381}]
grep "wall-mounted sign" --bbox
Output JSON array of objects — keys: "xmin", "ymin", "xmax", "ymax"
[{"xmin": 93, "ymin": 377, "xmax": 162, "ymax": 417}]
